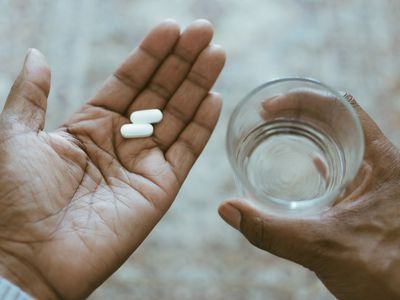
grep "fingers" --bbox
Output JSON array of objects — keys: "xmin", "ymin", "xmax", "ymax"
[
  {"xmin": 2, "ymin": 49, "xmax": 51, "ymax": 131},
  {"xmin": 126, "ymin": 19, "xmax": 214, "ymax": 114},
  {"xmin": 261, "ymin": 90, "xmax": 340, "ymax": 123},
  {"xmin": 165, "ymin": 93, "xmax": 222, "ymax": 183},
  {"xmin": 89, "ymin": 19, "xmax": 180, "ymax": 114},
  {"xmin": 218, "ymin": 199, "xmax": 321, "ymax": 267},
  {"xmin": 261, "ymin": 91, "xmax": 386, "ymax": 147},
  {"xmin": 333, "ymin": 160, "xmax": 373, "ymax": 206},
  {"xmin": 153, "ymin": 45, "xmax": 226, "ymax": 149},
  {"xmin": 343, "ymin": 93, "xmax": 385, "ymax": 144}
]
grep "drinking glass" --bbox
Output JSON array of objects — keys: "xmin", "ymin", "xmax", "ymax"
[{"xmin": 226, "ymin": 77, "xmax": 364, "ymax": 216}]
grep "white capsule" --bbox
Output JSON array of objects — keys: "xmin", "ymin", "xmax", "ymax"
[
  {"xmin": 130, "ymin": 109, "xmax": 163, "ymax": 124},
  {"xmin": 120, "ymin": 123, "xmax": 153, "ymax": 138}
]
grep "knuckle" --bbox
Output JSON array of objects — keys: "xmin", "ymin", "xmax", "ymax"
[
  {"xmin": 252, "ymin": 217, "xmax": 265, "ymax": 246},
  {"xmin": 19, "ymin": 81, "xmax": 47, "ymax": 110},
  {"xmin": 246, "ymin": 217, "xmax": 275, "ymax": 251}
]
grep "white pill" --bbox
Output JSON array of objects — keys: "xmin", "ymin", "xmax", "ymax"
[
  {"xmin": 130, "ymin": 109, "xmax": 163, "ymax": 124},
  {"xmin": 120, "ymin": 124, "xmax": 153, "ymax": 138}
]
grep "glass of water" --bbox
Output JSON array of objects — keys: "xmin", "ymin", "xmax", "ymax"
[{"xmin": 226, "ymin": 77, "xmax": 364, "ymax": 216}]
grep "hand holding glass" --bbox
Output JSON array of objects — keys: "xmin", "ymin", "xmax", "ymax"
[{"xmin": 226, "ymin": 78, "xmax": 364, "ymax": 216}]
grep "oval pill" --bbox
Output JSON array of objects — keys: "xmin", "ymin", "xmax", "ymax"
[
  {"xmin": 120, "ymin": 123, "xmax": 153, "ymax": 138},
  {"xmin": 130, "ymin": 109, "xmax": 163, "ymax": 124}
]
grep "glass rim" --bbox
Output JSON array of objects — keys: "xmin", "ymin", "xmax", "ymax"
[{"xmin": 226, "ymin": 76, "xmax": 365, "ymax": 213}]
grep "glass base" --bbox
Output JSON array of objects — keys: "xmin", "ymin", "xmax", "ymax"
[{"xmin": 236, "ymin": 120, "xmax": 344, "ymax": 215}]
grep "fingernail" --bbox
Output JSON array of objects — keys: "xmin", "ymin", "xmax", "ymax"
[
  {"xmin": 211, "ymin": 44, "xmax": 223, "ymax": 51},
  {"xmin": 24, "ymin": 48, "xmax": 33, "ymax": 65},
  {"xmin": 23, "ymin": 49, "xmax": 47, "ymax": 74},
  {"xmin": 193, "ymin": 19, "xmax": 212, "ymax": 25},
  {"xmin": 24, "ymin": 48, "xmax": 39, "ymax": 69},
  {"xmin": 219, "ymin": 204, "xmax": 241, "ymax": 230},
  {"xmin": 163, "ymin": 18, "xmax": 178, "ymax": 25}
]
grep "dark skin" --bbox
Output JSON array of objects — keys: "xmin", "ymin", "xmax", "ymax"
[
  {"xmin": 0, "ymin": 19, "xmax": 225, "ymax": 299},
  {"xmin": 2, "ymin": 17, "xmax": 399, "ymax": 300},
  {"xmin": 219, "ymin": 92, "xmax": 400, "ymax": 300}
]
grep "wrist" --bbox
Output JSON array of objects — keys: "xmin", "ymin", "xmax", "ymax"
[{"xmin": 0, "ymin": 248, "xmax": 59, "ymax": 300}]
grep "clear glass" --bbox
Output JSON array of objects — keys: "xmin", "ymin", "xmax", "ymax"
[{"xmin": 226, "ymin": 77, "xmax": 365, "ymax": 216}]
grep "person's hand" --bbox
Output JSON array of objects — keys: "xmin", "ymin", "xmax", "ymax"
[
  {"xmin": 219, "ymin": 92, "xmax": 400, "ymax": 300},
  {"xmin": 0, "ymin": 19, "xmax": 225, "ymax": 300}
]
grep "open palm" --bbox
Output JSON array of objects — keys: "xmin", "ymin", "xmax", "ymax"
[{"xmin": 0, "ymin": 20, "xmax": 225, "ymax": 300}]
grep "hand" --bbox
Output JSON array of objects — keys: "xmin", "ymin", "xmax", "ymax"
[
  {"xmin": 0, "ymin": 19, "xmax": 225, "ymax": 300},
  {"xmin": 219, "ymin": 93, "xmax": 400, "ymax": 300}
]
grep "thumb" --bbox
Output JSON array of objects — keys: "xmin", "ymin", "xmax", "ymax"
[
  {"xmin": 2, "ymin": 48, "xmax": 51, "ymax": 131},
  {"xmin": 218, "ymin": 199, "xmax": 323, "ymax": 267}
]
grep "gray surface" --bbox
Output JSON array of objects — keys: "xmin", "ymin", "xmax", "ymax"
[
  {"xmin": 0, "ymin": 278, "xmax": 33, "ymax": 300},
  {"xmin": 1, "ymin": 0, "xmax": 400, "ymax": 299}
]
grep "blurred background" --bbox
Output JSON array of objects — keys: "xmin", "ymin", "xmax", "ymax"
[{"xmin": 1, "ymin": 0, "xmax": 400, "ymax": 299}]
